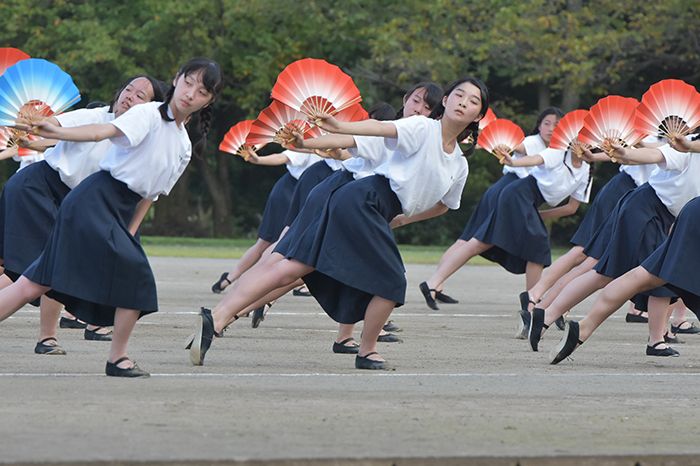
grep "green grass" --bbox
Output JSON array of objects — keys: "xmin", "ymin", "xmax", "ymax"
[{"xmin": 142, "ymin": 236, "xmax": 568, "ymax": 265}]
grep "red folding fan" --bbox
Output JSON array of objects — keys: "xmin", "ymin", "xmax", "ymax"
[
  {"xmin": 549, "ymin": 109, "xmax": 589, "ymax": 156},
  {"xmin": 477, "ymin": 119, "xmax": 525, "ymax": 161},
  {"xmin": 219, "ymin": 120, "xmax": 258, "ymax": 160},
  {"xmin": 333, "ymin": 102, "xmax": 369, "ymax": 123},
  {"xmin": 271, "ymin": 58, "xmax": 362, "ymax": 119},
  {"xmin": 462, "ymin": 108, "xmax": 497, "ymax": 144},
  {"xmin": 246, "ymin": 101, "xmax": 313, "ymax": 147},
  {"xmin": 635, "ymin": 79, "xmax": 700, "ymax": 139},
  {"xmin": 0, "ymin": 47, "xmax": 30, "ymax": 76},
  {"xmin": 578, "ymin": 96, "xmax": 641, "ymax": 158}
]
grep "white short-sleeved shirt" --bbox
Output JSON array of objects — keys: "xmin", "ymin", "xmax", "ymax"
[
  {"xmin": 13, "ymin": 153, "xmax": 44, "ymax": 171},
  {"xmin": 530, "ymin": 148, "xmax": 591, "ymax": 206},
  {"xmin": 99, "ymin": 101, "xmax": 191, "ymax": 201},
  {"xmin": 503, "ymin": 134, "xmax": 546, "ymax": 178},
  {"xmin": 323, "ymin": 158, "xmax": 344, "ymax": 171},
  {"xmin": 345, "ymin": 135, "xmax": 391, "ymax": 180},
  {"xmin": 620, "ymin": 163, "xmax": 656, "ymax": 187},
  {"xmin": 372, "ymin": 115, "xmax": 469, "ymax": 216},
  {"xmin": 44, "ymin": 106, "xmax": 115, "ymax": 189},
  {"xmin": 650, "ymin": 144, "xmax": 700, "ymax": 217},
  {"xmin": 284, "ymin": 150, "xmax": 322, "ymax": 180}
]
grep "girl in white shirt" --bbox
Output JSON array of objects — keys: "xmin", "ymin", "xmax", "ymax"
[
  {"xmin": 432, "ymin": 107, "xmax": 564, "ymax": 308},
  {"xmin": 532, "ymin": 138, "xmax": 700, "ymax": 357},
  {"xmin": 0, "ymin": 58, "xmax": 222, "ymax": 377},
  {"xmin": 190, "ymin": 77, "xmax": 489, "ymax": 370}
]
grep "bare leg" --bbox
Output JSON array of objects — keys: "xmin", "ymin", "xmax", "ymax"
[
  {"xmin": 537, "ymin": 256, "xmax": 598, "ymax": 309},
  {"xmin": 38, "ymin": 295, "xmax": 63, "ymax": 341},
  {"xmin": 358, "ymin": 296, "xmax": 396, "ymax": 362},
  {"xmin": 0, "ymin": 274, "xmax": 12, "ymax": 290},
  {"xmin": 109, "ymin": 308, "xmax": 140, "ymax": 369},
  {"xmin": 647, "ymin": 296, "xmax": 672, "ymax": 346},
  {"xmin": 543, "ymin": 269, "xmax": 612, "ymax": 326},
  {"xmin": 525, "ymin": 262, "xmax": 543, "ymax": 290},
  {"xmin": 427, "ymin": 238, "xmax": 491, "ymax": 290},
  {"xmin": 0, "ymin": 277, "xmax": 49, "ymax": 322},
  {"xmin": 578, "ymin": 267, "xmax": 665, "ymax": 341},
  {"xmin": 670, "ymin": 299, "xmax": 689, "ymax": 327},
  {"xmin": 336, "ymin": 323, "xmax": 355, "ymax": 343},
  {"xmin": 528, "ymin": 247, "xmax": 586, "ymax": 305},
  {"xmin": 222, "ymin": 280, "xmax": 301, "ymax": 328},
  {"xmin": 212, "ymin": 254, "xmax": 313, "ymax": 333}
]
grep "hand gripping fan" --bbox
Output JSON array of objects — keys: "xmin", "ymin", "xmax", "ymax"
[
  {"xmin": 271, "ymin": 58, "xmax": 362, "ymax": 119},
  {"xmin": 476, "ymin": 118, "xmax": 525, "ymax": 161},
  {"xmin": 578, "ymin": 96, "xmax": 642, "ymax": 160},
  {"xmin": 219, "ymin": 120, "xmax": 258, "ymax": 160},
  {"xmin": 635, "ymin": 79, "xmax": 700, "ymax": 139},
  {"xmin": 549, "ymin": 109, "xmax": 589, "ymax": 156},
  {"xmin": 0, "ymin": 58, "xmax": 81, "ymax": 126},
  {"xmin": 0, "ymin": 47, "xmax": 30, "ymax": 76},
  {"xmin": 462, "ymin": 108, "xmax": 497, "ymax": 144},
  {"xmin": 0, "ymin": 125, "xmax": 39, "ymax": 157},
  {"xmin": 246, "ymin": 100, "xmax": 313, "ymax": 147}
]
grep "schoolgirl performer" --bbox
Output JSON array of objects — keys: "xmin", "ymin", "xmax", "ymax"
[
  {"xmin": 0, "ymin": 58, "xmax": 222, "ymax": 377},
  {"xmin": 190, "ymin": 77, "xmax": 489, "ymax": 370}
]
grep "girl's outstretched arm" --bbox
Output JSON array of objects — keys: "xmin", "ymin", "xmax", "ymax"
[
  {"xmin": 539, "ymin": 198, "xmax": 580, "ymax": 220},
  {"xmin": 500, "ymin": 151, "xmax": 545, "ymax": 167},
  {"xmin": 312, "ymin": 113, "xmax": 398, "ymax": 138},
  {"xmin": 668, "ymin": 136, "xmax": 700, "ymax": 153},
  {"xmin": 609, "ymin": 144, "xmax": 664, "ymax": 165},
  {"xmin": 390, "ymin": 202, "xmax": 449, "ymax": 228},
  {"xmin": 289, "ymin": 133, "xmax": 356, "ymax": 151},
  {"xmin": 0, "ymin": 146, "xmax": 19, "ymax": 161},
  {"xmin": 19, "ymin": 121, "xmax": 123, "ymax": 143},
  {"xmin": 128, "ymin": 199, "xmax": 153, "ymax": 236}
]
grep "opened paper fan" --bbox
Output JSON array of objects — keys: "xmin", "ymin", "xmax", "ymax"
[
  {"xmin": 0, "ymin": 47, "xmax": 30, "ymax": 76},
  {"xmin": 549, "ymin": 109, "xmax": 589, "ymax": 156},
  {"xmin": 462, "ymin": 108, "xmax": 497, "ymax": 144},
  {"xmin": 246, "ymin": 101, "xmax": 313, "ymax": 147},
  {"xmin": 334, "ymin": 103, "xmax": 368, "ymax": 122},
  {"xmin": 579, "ymin": 95, "xmax": 641, "ymax": 154},
  {"xmin": 477, "ymin": 118, "xmax": 525, "ymax": 160},
  {"xmin": 0, "ymin": 58, "xmax": 81, "ymax": 127},
  {"xmin": 0, "ymin": 126, "xmax": 39, "ymax": 157},
  {"xmin": 219, "ymin": 120, "xmax": 259, "ymax": 160},
  {"xmin": 635, "ymin": 79, "xmax": 700, "ymax": 140},
  {"xmin": 271, "ymin": 58, "xmax": 362, "ymax": 119}
]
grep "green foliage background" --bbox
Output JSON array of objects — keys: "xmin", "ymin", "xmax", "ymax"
[{"xmin": 1, "ymin": 0, "xmax": 698, "ymax": 244}]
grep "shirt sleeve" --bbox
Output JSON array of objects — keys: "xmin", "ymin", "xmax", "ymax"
[
  {"xmin": 284, "ymin": 150, "xmax": 309, "ymax": 167},
  {"xmin": 522, "ymin": 135, "xmax": 543, "ymax": 155},
  {"xmin": 382, "ymin": 115, "xmax": 429, "ymax": 156},
  {"xmin": 110, "ymin": 104, "xmax": 158, "ymax": 148},
  {"xmin": 55, "ymin": 107, "xmax": 108, "ymax": 128},
  {"xmin": 540, "ymin": 148, "xmax": 566, "ymax": 170},
  {"xmin": 348, "ymin": 135, "xmax": 386, "ymax": 165},
  {"xmin": 440, "ymin": 162, "xmax": 469, "ymax": 210},
  {"xmin": 658, "ymin": 144, "xmax": 691, "ymax": 172}
]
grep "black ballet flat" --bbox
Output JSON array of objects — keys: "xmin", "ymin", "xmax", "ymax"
[
  {"xmin": 554, "ymin": 316, "xmax": 566, "ymax": 331},
  {"xmin": 671, "ymin": 321, "xmax": 700, "ymax": 334},
  {"xmin": 332, "ymin": 338, "xmax": 360, "ymax": 354},
  {"xmin": 377, "ymin": 333, "xmax": 403, "ymax": 343},
  {"xmin": 292, "ymin": 287, "xmax": 312, "ymax": 297},
  {"xmin": 664, "ymin": 332, "xmax": 684, "ymax": 344},
  {"xmin": 84, "ymin": 327, "xmax": 112, "ymax": 341},
  {"xmin": 59, "ymin": 316, "xmax": 86, "ymax": 329},
  {"xmin": 211, "ymin": 272, "xmax": 232, "ymax": 294},
  {"xmin": 646, "ymin": 341, "xmax": 680, "ymax": 357},
  {"xmin": 419, "ymin": 282, "xmax": 439, "ymax": 311},
  {"xmin": 383, "ymin": 320, "xmax": 402, "ymax": 333},
  {"xmin": 34, "ymin": 337, "xmax": 67, "ymax": 355},
  {"xmin": 528, "ymin": 308, "xmax": 548, "ymax": 352},
  {"xmin": 435, "ymin": 290, "xmax": 459, "ymax": 304},
  {"xmin": 251, "ymin": 303, "xmax": 271, "ymax": 329},
  {"xmin": 105, "ymin": 357, "xmax": 150, "ymax": 378},
  {"xmin": 190, "ymin": 307, "xmax": 216, "ymax": 366},
  {"xmin": 625, "ymin": 312, "xmax": 648, "ymax": 323},
  {"xmin": 355, "ymin": 352, "xmax": 386, "ymax": 370},
  {"xmin": 549, "ymin": 321, "xmax": 583, "ymax": 365}
]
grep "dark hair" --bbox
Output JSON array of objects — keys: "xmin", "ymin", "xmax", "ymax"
[
  {"xmin": 368, "ymin": 101, "xmax": 397, "ymax": 121},
  {"xmin": 395, "ymin": 81, "xmax": 443, "ymax": 118},
  {"xmin": 159, "ymin": 57, "xmax": 224, "ymax": 157},
  {"xmin": 428, "ymin": 77, "xmax": 490, "ymax": 157},
  {"xmin": 531, "ymin": 107, "xmax": 564, "ymax": 135},
  {"xmin": 109, "ymin": 75, "xmax": 165, "ymax": 113},
  {"xmin": 86, "ymin": 101, "xmax": 108, "ymax": 109}
]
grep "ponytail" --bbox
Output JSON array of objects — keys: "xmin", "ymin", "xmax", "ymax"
[
  {"xmin": 193, "ymin": 105, "xmax": 213, "ymax": 157},
  {"xmin": 158, "ymin": 86, "xmax": 175, "ymax": 122}
]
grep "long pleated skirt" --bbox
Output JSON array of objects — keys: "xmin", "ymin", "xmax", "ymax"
[
  {"xmin": 283, "ymin": 161, "xmax": 334, "ymax": 226},
  {"xmin": 257, "ymin": 172, "xmax": 298, "ymax": 242},
  {"xmin": 275, "ymin": 175, "xmax": 404, "ymax": 324},
  {"xmin": 459, "ymin": 172, "xmax": 519, "ymax": 241},
  {"xmin": 23, "ymin": 171, "xmax": 157, "ymax": 326}
]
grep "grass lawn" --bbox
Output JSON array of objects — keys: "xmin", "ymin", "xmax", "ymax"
[{"xmin": 142, "ymin": 236, "xmax": 568, "ymax": 265}]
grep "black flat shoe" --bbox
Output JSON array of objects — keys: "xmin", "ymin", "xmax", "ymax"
[
  {"xmin": 332, "ymin": 337, "xmax": 360, "ymax": 354},
  {"xmin": 528, "ymin": 308, "xmax": 548, "ymax": 352},
  {"xmin": 435, "ymin": 290, "xmax": 459, "ymax": 304},
  {"xmin": 554, "ymin": 316, "xmax": 566, "ymax": 331},
  {"xmin": 292, "ymin": 286, "xmax": 312, "ymax": 297},
  {"xmin": 84, "ymin": 327, "xmax": 112, "ymax": 341},
  {"xmin": 671, "ymin": 321, "xmax": 700, "ymax": 334},
  {"xmin": 105, "ymin": 357, "xmax": 150, "ymax": 378},
  {"xmin": 211, "ymin": 272, "xmax": 232, "ymax": 294},
  {"xmin": 516, "ymin": 309, "xmax": 530, "ymax": 340},
  {"xmin": 190, "ymin": 307, "xmax": 215, "ymax": 366},
  {"xmin": 550, "ymin": 321, "xmax": 583, "ymax": 365},
  {"xmin": 377, "ymin": 333, "xmax": 403, "ymax": 343},
  {"xmin": 419, "ymin": 282, "xmax": 439, "ymax": 311},
  {"xmin": 664, "ymin": 332, "xmax": 684, "ymax": 344},
  {"xmin": 34, "ymin": 337, "xmax": 66, "ymax": 355},
  {"xmin": 646, "ymin": 341, "xmax": 680, "ymax": 357},
  {"xmin": 59, "ymin": 316, "xmax": 86, "ymax": 329},
  {"xmin": 355, "ymin": 352, "xmax": 385, "ymax": 370},
  {"xmin": 625, "ymin": 312, "xmax": 648, "ymax": 323},
  {"xmin": 383, "ymin": 321, "xmax": 402, "ymax": 333},
  {"xmin": 251, "ymin": 303, "xmax": 271, "ymax": 329}
]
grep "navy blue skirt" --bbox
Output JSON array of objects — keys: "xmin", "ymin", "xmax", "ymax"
[
  {"xmin": 641, "ymin": 196, "xmax": 700, "ymax": 316},
  {"xmin": 472, "ymin": 175, "xmax": 550, "ymax": 274},
  {"xmin": 0, "ymin": 161, "xmax": 70, "ymax": 280},
  {"xmin": 594, "ymin": 183, "xmax": 675, "ymax": 299},
  {"xmin": 570, "ymin": 172, "xmax": 636, "ymax": 247},
  {"xmin": 276, "ymin": 175, "xmax": 404, "ymax": 324},
  {"xmin": 283, "ymin": 161, "xmax": 334, "ymax": 226},
  {"xmin": 23, "ymin": 171, "xmax": 157, "ymax": 326},
  {"xmin": 257, "ymin": 172, "xmax": 298, "ymax": 242},
  {"xmin": 459, "ymin": 172, "xmax": 519, "ymax": 241}
]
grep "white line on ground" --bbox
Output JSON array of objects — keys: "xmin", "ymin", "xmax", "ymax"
[{"xmin": 1, "ymin": 372, "xmax": 699, "ymax": 378}]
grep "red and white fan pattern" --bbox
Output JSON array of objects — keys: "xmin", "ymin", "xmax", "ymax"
[{"xmin": 635, "ymin": 79, "xmax": 700, "ymax": 139}]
